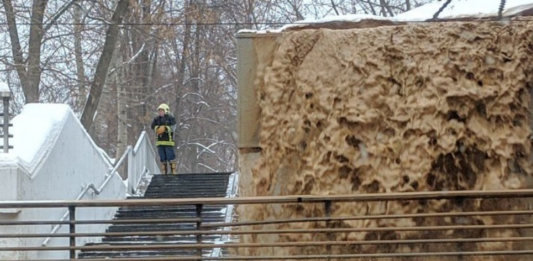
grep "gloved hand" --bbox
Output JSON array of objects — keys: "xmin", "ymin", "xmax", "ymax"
[{"xmin": 156, "ymin": 126, "xmax": 166, "ymax": 135}]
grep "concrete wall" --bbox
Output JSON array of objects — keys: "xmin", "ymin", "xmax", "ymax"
[
  {"xmin": 236, "ymin": 32, "xmax": 278, "ymax": 198},
  {"xmin": 0, "ymin": 105, "xmax": 127, "ymax": 260},
  {"xmin": 236, "ymin": 32, "xmax": 279, "ymax": 149}
]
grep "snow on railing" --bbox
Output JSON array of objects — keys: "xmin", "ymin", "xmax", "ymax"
[{"xmin": 209, "ymin": 172, "xmax": 239, "ymax": 258}]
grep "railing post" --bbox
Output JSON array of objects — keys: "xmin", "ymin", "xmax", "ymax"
[
  {"xmin": 1, "ymin": 90, "xmax": 10, "ymax": 153},
  {"xmin": 324, "ymin": 200, "xmax": 332, "ymax": 260},
  {"xmin": 68, "ymin": 206, "xmax": 76, "ymax": 259},
  {"xmin": 127, "ymin": 146, "xmax": 134, "ymax": 194},
  {"xmin": 196, "ymin": 204, "xmax": 203, "ymax": 260}
]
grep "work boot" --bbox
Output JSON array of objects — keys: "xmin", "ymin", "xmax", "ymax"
[
  {"xmin": 161, "ymin": 161, "xmax": 168, "ymax": 175},
  {"xmin": 170, "ymin": 160, "xmax": 177, "ymax": 174}
]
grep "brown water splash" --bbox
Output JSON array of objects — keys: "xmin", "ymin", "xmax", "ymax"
[{"xmin": 237, "ymin": 21, "xmax": 533, "ymax": 260}]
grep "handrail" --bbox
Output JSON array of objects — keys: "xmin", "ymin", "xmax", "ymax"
[
  {"xmin": 4, "ymin": 188, "xmax": 533, "ymax": 209},
  {"xmin": 128, "ymin": 131, "xmax": 159, "ymax": 195},
  {"xmin": 132, "ymin": 131, "xmax": 147, "ymax": 152},
  {"xmin": 41, "ymin": 146, "xmax": 132, "ymax": 246},
  {"xmin": 4, "ymin": 209, "xmax": 533, "ymax": 227},
  {"xmin": 97, "ymin": 146, "xmax": 131, "ymax": 192},
  {"xmin": 3, "ymin": 187, "xmax": 533, "ymax": 259}
]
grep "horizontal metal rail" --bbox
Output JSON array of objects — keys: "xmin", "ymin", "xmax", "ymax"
[
  {"xmin": 2, "ymin": 190, "xmax": 533, "ymax": 259},
  {"xmin": 7, "ymin": 238, "xmax": 533, "ymax": 251},
  {"xmin": 201, "ymin": 209, "xmax": 533, "ymax": 228},
  {"xmin": 3, "ymin": 223, "xmax": 533, "ymax": 238},
  {"xmin": 3, "ymin": 235, "xmax": 533, "ymax": 246},
  {"xmin": 2, "ymin": 251, "xmax": 533, "ymax": 261},
  {"xmin": 3, "ymin": 209, "xmax": 533, "ymax": 227},
  {"xmin": 3, "ymin": 188, "xmax": 533, "ymax": 208},
  {"xmin": 0, "ymin": 218, "xmax": 200, "ymax": 226}
]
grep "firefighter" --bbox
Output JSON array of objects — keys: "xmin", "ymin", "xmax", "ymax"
[{"xmin": 151, "ymin": 103, "xmax": 177, "ymax": 174}]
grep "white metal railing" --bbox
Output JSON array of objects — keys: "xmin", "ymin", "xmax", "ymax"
[
  {"xmin": 127, "ymin": 131, "xmax": 160, "ymax": 195},
  {"xmin": 41, "ymin": 130, "xmax": 159, "ymax": 246}
]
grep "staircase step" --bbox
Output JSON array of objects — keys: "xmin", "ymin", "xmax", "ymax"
[
  {"xmin": 115, "ymin": 207, "xmax": 226, "ymax": 214},
  {"xmin": 85, "ymin": 242, "xmax": 213, "ymax": 246},
  {"xmin": 107, "ymin": 224, "xmax": 215, "ymax": 232},
  {"xmin": 78, "ymin": 250, "xmax": 207, "ymax": 258},
  {"xmin": 142, "ymin": 193, "xmax": 228, "ymax": 198},
  {"xmin": 114, "ymin": 212, "xmax": 225, "ymax": 220},
  {"xmin": 116, "ymin": 208, "xmax": 225, "ymax": 214},
  {"xmin": 117, "ymin": 205, "xmax": 223, "ymax": 210},
  {"xmin": 102, "ymin": 235, "xmax": 220, "ymax": 243}
]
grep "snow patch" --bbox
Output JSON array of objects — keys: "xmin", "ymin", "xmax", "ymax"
[
  {"xmin": 0, "ymin": 104, "xmax": 69, "ymax": 172},
  {"xmin": 0, "ymin": 103, "xmax": 113, "ymax": 174},
  {"xmin": 0, "ymin": 82, "xmax": 10, "ymax": 93},
  {"xmin": 397, "ymin": 0, "xmax": 533, "ymax": 21},
  {"xmin": 239, "ymin": 0, "xmax": 533, "ymax": 34},
  {"xmin": 238, "ymin": 14, "xmax": 392, "ymax": 34}
]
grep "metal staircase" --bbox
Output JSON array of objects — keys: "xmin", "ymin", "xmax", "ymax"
[{"xmin": 78, "ymin": 172, "xmax": 233, "ymax": 259}]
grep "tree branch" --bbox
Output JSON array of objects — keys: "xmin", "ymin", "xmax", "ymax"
[
  {"xmin": 331, "ymin": 0, "xmax": 340, "ymax": 15},
  {"xmin": 2, "ymin": 0, "xmax": 27, "ymax": 87},
  {"xmin": 43, "ymin": 0, "xmax": 79, "ymax": 33},
  {"xmin": 433, "ymin": 0, "xmax": 453, "ymax": 20}
]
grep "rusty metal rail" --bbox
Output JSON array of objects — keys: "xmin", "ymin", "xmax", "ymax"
[
  {"xmin": 1, "ymin": 190, "xmax": 533, "ymax": 260},
  {"xmin": 3, "ymin": 188, "xmax": 533, "ymax": 207}
]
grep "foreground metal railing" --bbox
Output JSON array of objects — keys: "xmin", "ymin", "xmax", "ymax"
[{"xmin": 1, "ymin": 189, "xmax": 533, "ymax": 260}]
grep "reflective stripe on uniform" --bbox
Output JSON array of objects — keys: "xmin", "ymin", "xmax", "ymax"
[
  {"xmin": 156, "ymin": 140, "xmax": 175, "ymax": 146},
  {"xmin": 165, "ymin": 126, "xmax": 173, "ymax": 142},
  {"xmin": 155, "ymin": 125, "xmax": 174, "ymax": 146}
]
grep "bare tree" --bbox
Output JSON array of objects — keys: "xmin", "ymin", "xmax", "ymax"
[
  {"xmin": 80, "ymin": 0, "xmax": 130, "ymax": 130},
  {"xmin": 0, "ymin": 0, "xmax": 438, "ymax": 172},
  {"xmin": 3, "ymin": 0, "xmax": 49, "ymax": 103}
]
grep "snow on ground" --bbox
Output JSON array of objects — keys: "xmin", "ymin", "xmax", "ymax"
[{"xmin": 239, "ymin": 0, "xmax": 533, "ymax": 33}]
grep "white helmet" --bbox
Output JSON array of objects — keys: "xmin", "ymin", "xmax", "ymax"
[{"xmin": 157, "ymin": 103, "xmax": 170, "ymax": 114}]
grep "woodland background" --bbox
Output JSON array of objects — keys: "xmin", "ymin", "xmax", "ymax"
[{"xmin": 0, "ymin": 0, "xmax": 432, "ymax": 173}]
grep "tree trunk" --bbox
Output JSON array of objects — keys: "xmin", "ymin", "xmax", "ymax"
[
  {"xmin": 3, "ymin": 0, "xmax": 49, "ymax": 103},
  {"xmin": 139, "ymin": 0, "xmax": 151, "ymax": 128},
  {"xmin": 173, "ymin": 0, "xmax": 194, "ymax": 172},
  {"xmin": 74, "ymin": 4, "xmax": 86, "ymax": 111},
  {"xmin": 115, "ymin": 44, "xmax": 128, "ymax": 177},
  {"xmin": 80, "ymin": 0, "xmax": 130, "ymax": 130}
]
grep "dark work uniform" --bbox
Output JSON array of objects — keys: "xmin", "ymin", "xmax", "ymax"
[{"xmin": 150, "ymin": 114, "xmax": 176, "ymax": 162}]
